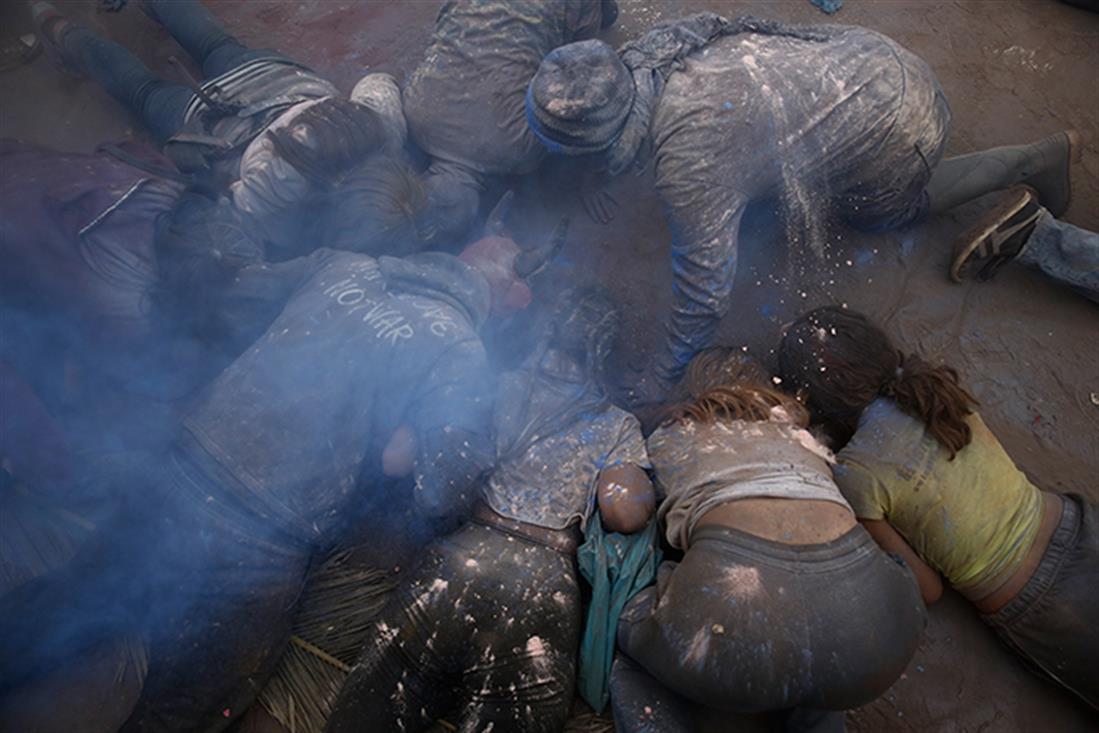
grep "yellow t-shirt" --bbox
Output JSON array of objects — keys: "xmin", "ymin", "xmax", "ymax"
[{"xmin": 834, "ymin": 399, "xmax": 1043, "ymax": 591}]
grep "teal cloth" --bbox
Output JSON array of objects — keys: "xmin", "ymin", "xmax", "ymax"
[{"xmin": 577, "ymin": 514, "xmax": 662, "ymax": 713}]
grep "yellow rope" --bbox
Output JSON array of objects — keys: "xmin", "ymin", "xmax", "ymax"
[{"xmin": 288, "ymin": 635, "xmax": 351, "ymax": 673}]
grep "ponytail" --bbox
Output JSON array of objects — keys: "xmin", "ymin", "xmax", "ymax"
[
  {"xmin": 778, "ymin": 306, "xmax": 978, "ymax": 459},
  {"xmin": 885, "ymin": 354, "xmax": 977, "ymax": 459}
]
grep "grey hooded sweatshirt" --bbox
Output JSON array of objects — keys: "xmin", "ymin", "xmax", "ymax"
[{"xmin": 179, "ymin": 249, "xmax": 496, "ymax": 545}]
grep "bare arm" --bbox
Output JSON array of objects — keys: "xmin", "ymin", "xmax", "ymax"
[
  {"xmin": 860, "ymin": 519, "xmax": 944, "ymax": 605},
  {"xmin": 596, "ymin": 464, "xmax": 656, "ymax": 534}
]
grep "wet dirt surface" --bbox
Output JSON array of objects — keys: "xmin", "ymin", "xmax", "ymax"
[{"xmin": 1, "ymin": 1, "xmax": 1097, "ymax": 731}]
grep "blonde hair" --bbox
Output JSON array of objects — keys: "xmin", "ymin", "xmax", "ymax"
[{"xmin": 664, "ymin": 348, "xmax": 808, "ymax": 428}]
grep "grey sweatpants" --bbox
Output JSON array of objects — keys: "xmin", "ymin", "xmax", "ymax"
[
  {"xmin": 982, "ymin": 494, "xmax": 1099, "ymax": 710},
  {"xmin": 1017, "ymin": 211, "xmax": 1099, "ymax": 303}
]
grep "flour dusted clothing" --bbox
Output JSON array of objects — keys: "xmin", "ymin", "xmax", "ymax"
[
  {"xmin": 647, "ymin": 23, "xmax": 949, "ymax": 384},
  {"xmin": 483, "ymin": 366, "xmax": 649, "ymax": 531},
  {"xmin": 836, "ymin": 398, "xmax": 1044, "ymax": 594},
  {"xmin": 181, "ymin": 250, "xmax": 495, "ymax": 545},
  {"xmin": 648, "ymin": 416, "xmax": 849, "ymax": 550},
  {"xmin": 404, "ymin": 0, "xmax": 610, "ymax": 180}
]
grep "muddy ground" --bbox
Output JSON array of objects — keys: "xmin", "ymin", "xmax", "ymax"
[{"xmin": 1, "ymin": 0, "xmax": 1097, "ymax": 731}]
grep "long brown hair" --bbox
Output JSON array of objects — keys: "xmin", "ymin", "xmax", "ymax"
[
  {"xmin": 663, "ymin": 348, "xmax": 809, "ymax": 428},
  {"xmin": 777, "ymin": 306, "xmax": 978, "ymax": 458}
]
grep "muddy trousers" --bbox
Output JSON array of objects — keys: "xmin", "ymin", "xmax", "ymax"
[
  {"xmin": 325, "ymin": 523, "xmax": 582, "ymax": 733},
  {"xmin": 58, "ymin": 0, "xmax": 276, "ymax": 140},
  {"xmin": 982, "ymin": 494, "xmax": 1099, "ymax": 710},
  {"xmin": 613, "ymin": 525, "xmax": 927, "ymax": 730},
  {"xmin": 0, "ymin": 450, "xmax": 310, "ymax": 733},
  {"xmin": 1017, "ymin": 212, "xmax": 1099, "ymax": 303}
]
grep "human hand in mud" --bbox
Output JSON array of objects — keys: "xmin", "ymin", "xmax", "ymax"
[
  {"xmin": 581, "ymin": 188, "xmax": 619, "ymax": 225},
  {"xmin": 382, "ymin": 425, "xmax": 417, "ymax": 478}
]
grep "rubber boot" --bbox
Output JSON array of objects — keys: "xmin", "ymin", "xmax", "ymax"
[{"xmin": 926, "ymin": 131, "xmax": 1079, "ymax": 217}]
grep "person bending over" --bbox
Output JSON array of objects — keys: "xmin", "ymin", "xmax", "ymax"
[
  {"xmin": 778, "ymin": 306, "xmax": 1097, "ymax": 711},
  {"xmin": 31, "ymin": 0, "xmax": 409, "ymax": 256},
  {"xmin": 325, "ymin": 287, "xmax": 654, "ymax": 733},
  {"xmin": 610, "ymin": 348, "xmax": 925, "ymax": 733},
  {"xmin": 525, "ymin": 13, "xmax": 1080, "ymax": 400},
  {"xmin": 0, "ymin": 232, "xmax": 538, "ymax": 733},
  {"xmin": 404, "ymin": 0, "xmax": 618, "ymax": 245},
  {"xmin": 951, "ymin": 185, "xmax": 1098, "ymax": 303}
]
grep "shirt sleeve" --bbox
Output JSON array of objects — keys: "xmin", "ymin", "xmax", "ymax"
[
  {"xmin": 651, "ymin": 153, "xmax": 749, "ymax": 388},
  {"xmin": 604, "ymin": 411, "xmax": 651, "ymax": 470},
  {"xmin": 833, "ymin": 456, "xmax": 889, "ymax": 521},
  {"xmin": 410, "ymin": 337, "xmax": 495, "ymax": 520}
]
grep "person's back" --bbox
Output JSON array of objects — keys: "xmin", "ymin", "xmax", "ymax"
[
  {"xmin": 653, "ymin": 25, "xmax": 946, "ymax": 208},
  {"xmin": 837, "ymin": 398, "xmax": 1044, "ymax": 595},
  {"xmin": 404, "ymin": 0, "xmax": 610, "ymax": 177},
  {"xmin": 181, "ymin": 249, "xmax": 494, "ymax": 544}
]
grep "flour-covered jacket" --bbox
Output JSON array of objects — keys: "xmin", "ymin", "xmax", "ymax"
[
  {"xmin": 629, "ymin": 18, "xmax": 950, "ymax": 384},
  {"xmin": 171, "ymin": 58, "xmax": 407, "ymax": 252},
  {"xmin": 404, "ymin": 0, "xmax": 610, "ymax": 182},
  {"xmin": 179, "ymin": 249, "xmax": 495, "ymax": 546},
  {"xmin": 482, "ymin": 357, "xmax": 649, "ymax": 531}
]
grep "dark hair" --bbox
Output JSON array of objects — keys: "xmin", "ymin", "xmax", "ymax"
[
  {"xmin": 152, "ymin": 193, "xmax": 262, "ymax": 341},
  {"xmin": 549, "ymin": 285, "xmax": 621, "ymax": 390},
  {"xmin": 318, "ymin": 157, "xmax": 427, "ymax": 256},
  {"xmin": 777, "ymin": 306, "xmax": 978, "ymax": 458}
]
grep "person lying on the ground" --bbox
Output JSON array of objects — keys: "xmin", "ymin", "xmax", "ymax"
[
  {"xmin": 951, "ymin": 184, "xmax": 1098, "ymax": 303},
  {"xmin": 609, "ymin": 347, "xmax": 925, "ymax": 733},
  {"xmin": 404, "ymin": 0, "xmax": 618, "ymax": 246},
  {"xmin": 0, "ymin": 138, "xmax": 425, "ymax": 424},
  {"xmin": 524, "ymin": 12, "xmax": 1081, "ymax": 402},
  {"xmin": 0, "ymin": 233, "xmax": 541, "ymax": 733},
  {"xmin": 778, "ymin": 306, "xmax": 1098, "ymax": 712},
  {"xmin": 325, "ymin": 287, "xmax": 655, "ymax": 733},
  {"xmin": 31, "ymin": 0, "xmax": 410, "ymax": 257}
]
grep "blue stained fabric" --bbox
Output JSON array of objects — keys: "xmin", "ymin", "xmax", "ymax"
[
  {"xmin": 810, "ymin": 0, "xmax": 845, "ymax": 14},
  {"xmin": 577, "ymin": 514, "xmax": 662, "ymax": 713}
]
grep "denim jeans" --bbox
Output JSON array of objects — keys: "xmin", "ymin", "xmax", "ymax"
[
  {"xmin": 59, "ymin": 0, "xmax": 274, "ymax": 142},
  {"xmin": 982, "ymin": 494, "xmax": 1099, "ymax": 711},
  {"xmin": 1017, "ymin": 211, "xmax": 1099, "ymax": 303}
]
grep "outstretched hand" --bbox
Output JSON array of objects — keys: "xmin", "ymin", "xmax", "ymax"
[{"xmin": 581, "ymin": 188, "xmax": 619, "ymax": 225}]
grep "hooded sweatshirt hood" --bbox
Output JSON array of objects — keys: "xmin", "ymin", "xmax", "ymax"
[{"xmin": 379, "ymin": 252, "xmax": 492, "ymax": 331}]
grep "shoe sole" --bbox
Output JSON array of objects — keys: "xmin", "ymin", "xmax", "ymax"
[{"xmin": 950, "ymin": 186, "xmax": 1036, "ymax": 282}]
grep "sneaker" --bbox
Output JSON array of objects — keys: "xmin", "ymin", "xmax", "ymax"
[
  {"xmin": 28, "ymin": 1, "xmax": 84, "ymax": 79},
  {"xmin": 951, "ymin": 185, "xmax": 1041, "ymax": 282}
]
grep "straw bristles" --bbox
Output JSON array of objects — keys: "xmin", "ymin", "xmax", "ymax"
[{"xmin": 257, "ymin": 549, "xmax": 397, "ymax": 733}]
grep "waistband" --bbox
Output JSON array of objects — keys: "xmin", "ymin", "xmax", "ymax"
[
  {"xmin": 982, "ymin": 494, "xmax": 1081, "ymax": 628},
  {"xmin": 689, "ymin": 522, "xmax": 879, "ymax": 573},
  {"xmin": 471, "ymin": 503, "xmax": 580, "ymax": 555}
]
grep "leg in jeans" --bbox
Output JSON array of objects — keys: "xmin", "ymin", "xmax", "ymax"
[
  {"xmin": 1017, "ymin": 210, "xmax": 1099, "ymax": 302},
  {"xmin": 143, "ymin": 0, "xmax": 279, "ymax": 78},
  {"xmin": 57, "ymin": 24, "xmax": 191, "ymax": 141}
]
